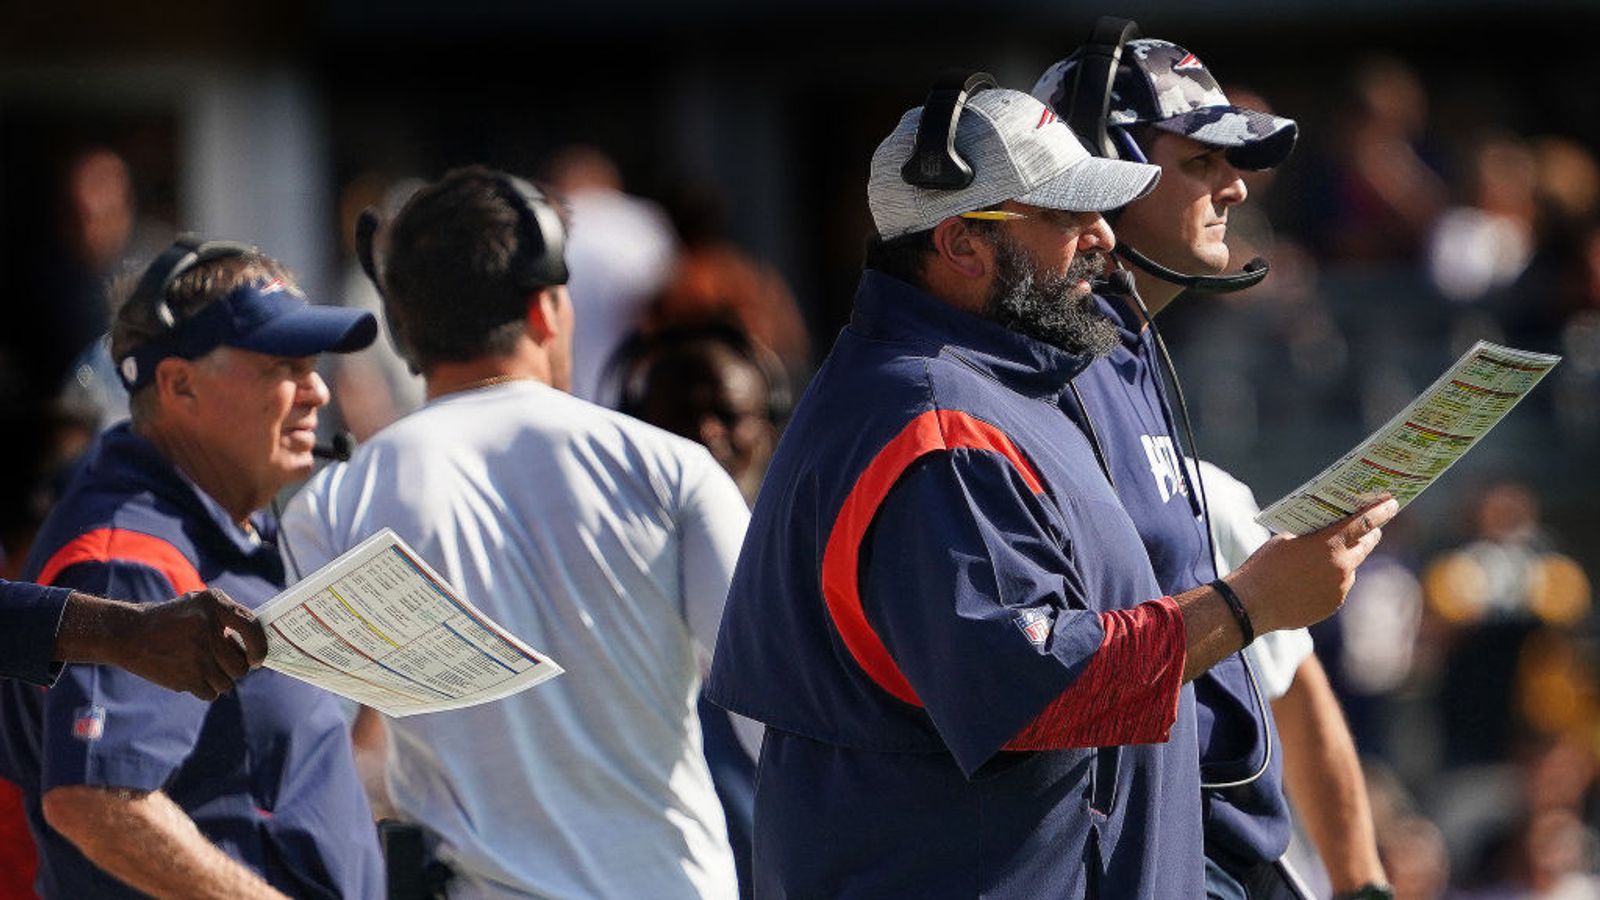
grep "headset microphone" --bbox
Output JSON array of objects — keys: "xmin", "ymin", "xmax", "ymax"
[
  {"xmin": 1115, "ymin": 244, "xmax": 1270, "ymax": 294},
  {"xmin": 312, "ymin": 431, "xmax": 356, "ymax": 462},
  {"xmin": 1059, "ymin": 15, "xmax": 1275, "ymax": 296}
]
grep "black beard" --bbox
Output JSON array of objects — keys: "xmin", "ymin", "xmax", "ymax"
[{"xmin": 983, "ymin": 231, "xmax": 1120, "ymax": 359}]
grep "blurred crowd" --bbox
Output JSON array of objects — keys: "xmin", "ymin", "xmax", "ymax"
[{"xmin": 0, "ymin": 46, "xmax": 1597, "ymax": 900}]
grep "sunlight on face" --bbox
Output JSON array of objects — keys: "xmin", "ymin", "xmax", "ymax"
[
  {"xmin": 1112, "ymin": 133, "xmax": 1247, "ymax": 276},
  {"xmin": 192, "ymin": 347, "xmax": 329, "ymax": 494}
]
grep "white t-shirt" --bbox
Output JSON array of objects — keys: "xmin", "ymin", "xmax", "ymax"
[
  {"xmin": 1194, "ymin": 460, "xmax": 1316, "ymax": 701},
  {"xmin": 282, "ymin": 380, "xmax": 747, "ymax": 900}
]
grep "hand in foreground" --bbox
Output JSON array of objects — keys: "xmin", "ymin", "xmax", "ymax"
[
  {"xmin": 1225, "ymin": 496, "xmax": 1399, "ymax": 635},
  {"xmin": 63, "ymin": 589, "xmax": 271, "ymax": 701}
]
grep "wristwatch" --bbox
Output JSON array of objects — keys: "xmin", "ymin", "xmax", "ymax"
[{"xmin": 1332, "ymin": 885, "xmax": 1395, "ymax": 900}]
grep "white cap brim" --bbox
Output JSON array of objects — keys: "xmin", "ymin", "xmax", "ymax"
[{"xmin": 1015, "ymin": 155, "xmax": 1161, "ymax": 213}]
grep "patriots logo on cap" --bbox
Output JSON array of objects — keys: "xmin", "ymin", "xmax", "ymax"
[
  {"xmin": 1014, "ymin": 608, "xmax": 1053, "ymax": 648},
  {"xmin": 1173, "ymin": 53, "xmax": 1205, "ymax": 71},
  {"xmin": 72, "ymin": 705, "xmax": 106, "ymax": 742}
]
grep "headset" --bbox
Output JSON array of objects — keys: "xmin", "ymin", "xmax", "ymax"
[
  {"xmin": 489, "ymin": 172, "xmax": 570, "ymax": 291},
  {"xmin": 127, "ymin": 236, "xmax": 258, "ymax": 333},
  {"xmin": 355, "ymin": 169, "xmax": 569, "ymax": 373},
  {"xmin": 117, "ymin": 235, "xmax": 261, "ymax": 393},
  {"xmin": 1062, "ymin": 16, "xmax": 1269, "ymax": 295},
  {"xmin": 901, "ymin": 70, "xmax": 998, "ymax": 191}
]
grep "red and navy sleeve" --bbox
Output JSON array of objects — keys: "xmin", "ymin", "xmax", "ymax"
[
  {"xmin": 35, "ymin": 556, "xmax": 211, "ymax": 795},
  {"xmin": 0, "ymin": 580, "xmax": 73, "ymax": 686},
  {"xmin": 855, "ymin": 445, "xmax": 1184, "ymax": 777}
]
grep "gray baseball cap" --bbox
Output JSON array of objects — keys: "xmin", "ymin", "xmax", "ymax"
[
  {"xmin": 868, "ymin": 87, "xmax": 1161, "ymax": 240},
  {"xmin": 1032, "ymin": 39, "xmax": 1298, "ymax": 171}
]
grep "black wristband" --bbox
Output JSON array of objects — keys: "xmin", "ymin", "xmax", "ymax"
[
  {"xmin": 1332, "ymin": 885, "xmax": 1395, "ymax": 900},
  {"xmin": 1209, "ymin": 579, "xmax": 1255, "ymax": 646}
]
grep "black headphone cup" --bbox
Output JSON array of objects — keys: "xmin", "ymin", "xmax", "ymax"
[
  {"xmin": 900, "ymin": 70, "xmax": 997, "ymax": 192},
  {"xmin": 1064, "ymin": 16, "xmax": 1141, "ymax": 162},
  {"xmin": 130, "ymin": 238, "xmax": 256, "ymax": 333},
  {"xmin": 491, "ymin": 173, "xmax": 569, "ymax": 293}
]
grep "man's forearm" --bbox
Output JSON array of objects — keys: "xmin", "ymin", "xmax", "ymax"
[
  {"xmin": 53, "ymin": 593, "xmax": 140, "ymax": 665},
  {"xmin": 1176, "ymin": 583, "xmax": 1246, "ymax": 682},
  {"xmin": 53, "ymin": 589, "xmax": 266, "ymax": 700},
  {"xmin": 1273, "ymin": 656, "xmax": 1386, "ymax": 893},
  {"xmin": 42, "ymin": 785, "xmax": 289, "ymax": 900}
]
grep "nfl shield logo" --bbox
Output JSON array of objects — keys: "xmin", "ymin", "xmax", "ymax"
[
  {"xmin": 1014, "ymin": 609, "xmax": 1052, "ymax": 648},
  {"xmin": 72, "ymin": 705, "xmax": 105, "ymax": 742}
]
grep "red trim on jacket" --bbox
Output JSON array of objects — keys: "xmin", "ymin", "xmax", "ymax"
[
  {"xmin": 36, "ymin": 528, "xmax": 205, "ymax": 594},
  {"xmin": 821, "ymin": 409, "xmax": 1045, "ymax": 705},
  {"xmin": 1004, "ymin": 596, "xmax": 1186, "ymax": 750}
]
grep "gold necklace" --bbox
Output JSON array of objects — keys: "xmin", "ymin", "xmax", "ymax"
[{"xmin": 456, "ymin": 373, "xmax": 530, "ymax": 392}]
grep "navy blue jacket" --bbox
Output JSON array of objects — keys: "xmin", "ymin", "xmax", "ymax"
[
  {"xmin": 707, "ymin": 271, "xmax": 1203, "ymax": 899},
  {"xmin": 0, "ymin": 424, "xmax": 383, "ymax": 899},
  {"xmin": 1066, "ymin": 293, "xmax": 1291, "ymax": 872},
  {"xmin": 0, "ymin": 581, "xmax": 71, "ymax": 686}
]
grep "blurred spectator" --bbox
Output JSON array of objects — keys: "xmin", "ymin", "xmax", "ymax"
[
  {"xmin": 648, "ymin": 179, "xmax": 811, "ymax": 380},
  {"xmin": 1423, "ymin": 480, "xmax": 1593, "ymax": 768},
  {"xmin": 547, "ymin": 145, "xmax": 679, "ymax": 401},
  {"xmin": 1311, "ymin": 537, "xmax": 1425, "ymax": 762},
  {"xmin": 611, "ymin": 323, "xmax": 789, "ymax": 506},
  {"xmin": 1, "ymin": 148, "xmax": 139, "ymax": 587},
  {"xmin": 1367, "ymin": 764, "xmax": 1455, "ymax": 900},
  {"xmin": 1427, "ymin": 135, "xmax": 1538, "ymax": 305},
  {"xmin": 1383, "ymin": 815, "xmax": 1456, "ymax": 900},
  {"xmin": 332, "ymin": 173, "xmax": 427, "ymax": 440},
  {"xmin": 33, "ymin": 149, "xmax": 135, "ymax": 388},
  {"xmin": 1300, "ymin": 57, "xmax": 1448, "ymax": 264}
]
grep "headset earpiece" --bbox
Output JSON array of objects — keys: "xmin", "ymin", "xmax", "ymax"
[
  {"xmin": 489, "ymin": 173, "xmax": 569, "ymax": 292},
  {"xmin": 1064, "ymin": 16, "xmax": 1140, "ymax": 161},
  {"xmin": 901, "ymin": 70, "xmax": 998, "ymax": 190},
  {"xmin": 128, "ymin": 237, "xmax": 256, "ymax": 333}
]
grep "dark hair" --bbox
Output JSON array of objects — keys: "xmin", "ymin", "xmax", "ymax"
[
  {"xmin": 862, "ymin": 228, "xmax": 934, "ymax": 288},
  {"xmin": 111, "ymin": 251, "xmax": 295, "ymax": 420},
  {"xmin": 381, "ymin": 165, "xmax": 559, "ymax": 371},
  {"xmin": 607, "ymin": 321, "xmax": 792, "ymax": 427}
]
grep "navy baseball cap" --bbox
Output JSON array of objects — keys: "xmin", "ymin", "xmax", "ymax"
[
  {"xmin": 118, "ymin": 276, "xmax": 378, "ymax": 391},
  {"xmin": 1032, "ymin": 39, "xmax": 1298, "ymax": 171}
]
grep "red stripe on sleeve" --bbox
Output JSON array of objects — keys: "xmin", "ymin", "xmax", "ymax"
[
  {"xmin": 821, "ymin": 409, "xmax": 1045, "ymax": 706},
  {"xmin": 1004, "ymin": 596, "xmax": 1186, "ymax": 750},
  {"xmin": 825, "ymin": 409, "xmax": 1049, "ymax": 704},
  {"xmin": 36, "ymin": 528, "xmax": 205, "ymax": 595}
]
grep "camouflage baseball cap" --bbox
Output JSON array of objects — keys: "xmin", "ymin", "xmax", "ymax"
[{"xmin": 1032, "ymin": 38, "xmax": 1298, "ymax": 171}]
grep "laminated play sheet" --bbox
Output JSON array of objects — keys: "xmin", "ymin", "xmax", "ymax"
[
  {"xmin": 258, "ymin": 529, "xmax": 562, "ymax": 716},
  {"xmin": 1256, "ymin": 341, "xmax": 1560, "ymax": 535}
]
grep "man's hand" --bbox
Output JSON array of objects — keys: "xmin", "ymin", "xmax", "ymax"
[
  {"xmin": 1178, "ymin": 496, "xmax": 1399, "ymax": 683},
  {"xmin": 1227, "ymin": 496, "xmax": 1399, "ymax": 635},
  {"xmin": 56, "ymin": 590, "xmax": 269, "ymax": 700}
]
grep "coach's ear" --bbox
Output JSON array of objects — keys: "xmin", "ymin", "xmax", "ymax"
[
  {"xmin": 525, "ymin": 286, "xmax": 569, "ymax": 343},
  {"xmin": 921, "ymin": 216, "xmax": 998, "ymax": 314}
]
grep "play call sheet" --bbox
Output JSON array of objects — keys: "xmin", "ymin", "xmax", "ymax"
[
  {"xmin": 258, "ymin": 529, "xmax": 562, "ymax": 716},
  {"xmin": 1257, "ymin": 341, "xmax": 1560, "ymax": 536}
]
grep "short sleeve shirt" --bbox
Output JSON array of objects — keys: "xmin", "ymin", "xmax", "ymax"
[{"xmin": 0, "ymin": 424, "xmax": 383, "ymax": 900}]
